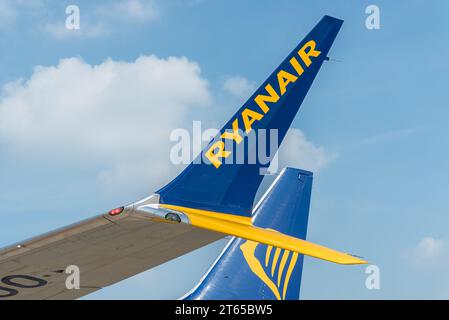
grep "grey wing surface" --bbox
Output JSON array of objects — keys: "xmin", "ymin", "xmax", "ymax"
[{"xmin": 0, "ymin": 207, "xmax": 222, "ymax": 299}]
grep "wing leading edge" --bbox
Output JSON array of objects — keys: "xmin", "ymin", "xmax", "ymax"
[{"xmin": 0, "ymin": 207, "xmax": 222, "ymax": 299}]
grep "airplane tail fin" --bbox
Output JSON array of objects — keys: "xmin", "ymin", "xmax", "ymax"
[
  {"xmin": 157, "ymin": 16, "xmax": 344, "ymax": 217},
  {"xmin": 183, "ymin": 168, "xmax": 313, "ymax": 300}
]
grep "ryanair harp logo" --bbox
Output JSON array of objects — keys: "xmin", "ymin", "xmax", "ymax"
[{"xmin": 240, "ymin": 240, "xmax": 299, "ymax": 300}]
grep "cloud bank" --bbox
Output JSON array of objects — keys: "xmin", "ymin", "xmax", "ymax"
[
  {"xmin": 0, "ymin": 60, "xmax": 335, "ymax": 198},
  {"xmin": 0, "ymin": 55, "xmax": 211, "ymax": 194},
  {"xmin": 278, "ymin": 128, "xmax": 337, "ymax": 173}
]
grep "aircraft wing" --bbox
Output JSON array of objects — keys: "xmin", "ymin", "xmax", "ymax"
[{"xmin": 0, "ymin": 206, "xmax": 222, "ymax": 300}]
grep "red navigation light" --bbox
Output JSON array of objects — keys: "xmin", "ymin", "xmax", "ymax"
[{"xmin": 109, "ymin": 207, "xmax": 124, "ymax": 216}]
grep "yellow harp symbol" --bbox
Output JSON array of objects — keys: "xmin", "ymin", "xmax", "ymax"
[{"xmin": 240, "ymin": 240, "xmax": 299, "ymax": 300}]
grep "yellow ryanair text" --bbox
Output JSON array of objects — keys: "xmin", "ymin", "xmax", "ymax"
[{"xmin": 205, "ymin": 40, "xmax": 321, "ymax": 168}]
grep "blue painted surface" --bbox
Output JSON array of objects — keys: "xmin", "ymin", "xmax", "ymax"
[
  {"xmin": 183, "ymin": 167, "xmax": 312, "ymax": 300},
  {"xmin": 157, "ymin": 16, "xmax": 343, "ymax": 217}
]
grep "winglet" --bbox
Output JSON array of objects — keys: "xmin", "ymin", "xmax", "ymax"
[
  {"xmin": 157, "ymin": 15, "xmax": 344, "ymax": 217},
  {"xmin": 160, "ymin": 203, "xmax": 367, "ymax": 265}
]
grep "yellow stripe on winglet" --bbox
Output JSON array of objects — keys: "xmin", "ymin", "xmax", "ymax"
[{"xmin": 160, "ymin": 204, "xmax": 367, "ymax": 265}]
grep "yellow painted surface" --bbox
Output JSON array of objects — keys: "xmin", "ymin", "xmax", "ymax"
[{"xmin": 160, "ymin": 204, "xmax": 367, "ymax": 265}]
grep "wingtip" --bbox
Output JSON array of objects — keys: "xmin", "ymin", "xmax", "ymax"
[
  {"xmin": 344, "ymin": 255, "xmax": 369, "ymax": 265},
  {"xmin": 323, "ymin": 15, "xmax": 344, "ymax": 24}
]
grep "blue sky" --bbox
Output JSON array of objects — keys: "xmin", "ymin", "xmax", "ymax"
[{"xmin": 1, "ymin": 0, "xmax": 449, "ymax": 299}]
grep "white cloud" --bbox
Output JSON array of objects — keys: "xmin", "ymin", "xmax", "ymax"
[
  {"xmin": 0, "ymin": 55, "xmax": 211, "ymax": 195},
  {"xmin": 223, "ymin": 76, "xmax": 256, "ymax": 100},
  {"xmin": 416, "ymin": 237, "xmax": 445, "ymax": 259},
  {"xmin": 404, "ymin": 237, "xmax": 446, "ymax": 267},
  {"xmin": 277, "ymin": 128, "xmax": 337, "ymax": 173},
  {"xmin": 111, "ymin": 0, "xmax": 158, "ymax": 21}
]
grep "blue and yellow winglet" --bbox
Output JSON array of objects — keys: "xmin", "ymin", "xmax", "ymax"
[
  {"xmin": 160, "ymin": 204, "xmax": 367, "ymax": 265},
  {"xmin": 157, "ymin": 16, "xmax": 345, "ymax": 218}
]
